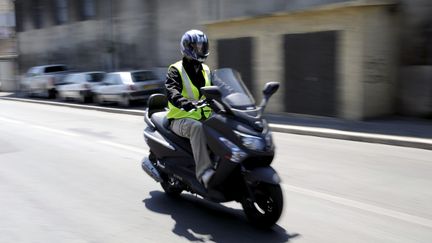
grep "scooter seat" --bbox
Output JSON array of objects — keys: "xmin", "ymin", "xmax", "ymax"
[
  {"xmin": 151, "ymin": 111, "xmax": 170, "ymax": 129},
  {"xmin": 150, "ymin": 111, "xmax": 192, "ymax": 153}
]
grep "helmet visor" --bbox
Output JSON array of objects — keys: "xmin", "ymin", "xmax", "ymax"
[{"xmin": 191, "ymin": 41, "xmax": 209, "ymax": 59}]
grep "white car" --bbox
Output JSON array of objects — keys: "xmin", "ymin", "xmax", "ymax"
[
  {"xmin": 20, "ymin": 64, "xmax": 70, "ymax": 98},
  {"xmin": 93, "ymin": 70, "xmax": 165, "ymax": 107},
  {"xmin": 57, "ymin": 72, "xmax": 106, "ymax": 103}
]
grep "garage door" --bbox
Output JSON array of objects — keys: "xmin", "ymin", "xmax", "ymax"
[{"xmin": 284, "ymin": 31, "xmax": 338, "ymax": 116}]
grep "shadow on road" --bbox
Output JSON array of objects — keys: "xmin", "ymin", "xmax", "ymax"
[{"xmin": 143, "ymin": 190, "xmax": 300, "ymax": 243}]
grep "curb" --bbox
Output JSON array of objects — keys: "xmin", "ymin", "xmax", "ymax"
[
  {"xmin": 2, "ymin": 96, "xmax": 432, "ymax": 150},
  {"xmin": 0, "ymin": 96, "xmax": 145, "ymax": 116},
  {"xmin": 269, "ymin": 124, "xmax": 432, "ymax": 150}
]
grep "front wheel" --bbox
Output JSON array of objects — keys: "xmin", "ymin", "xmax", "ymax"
[{"xmin": 241, "ymin": 183, "xmax": 283, "ymax": 228}]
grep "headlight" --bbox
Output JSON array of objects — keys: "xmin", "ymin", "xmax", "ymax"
[{"xmin": 235, "ymin": 131, "xmax": 266, "ymax": 151}]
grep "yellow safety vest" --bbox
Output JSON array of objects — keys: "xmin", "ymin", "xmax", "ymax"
[{"xmin": 167, "ymin": 61, "xmax": 212, "ymax": 120}]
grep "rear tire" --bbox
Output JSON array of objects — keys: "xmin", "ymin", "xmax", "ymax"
[
  {"xmin": 48, "ymin": 89, "xmax": 56, "ymax": 99},
  {"xmin": 241, "ymin": 183, "xmax": 283, "ymax": 228}
]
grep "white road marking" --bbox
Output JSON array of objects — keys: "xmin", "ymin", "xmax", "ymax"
[
  {"xmin": 0, "ymin": 116, "xmax": 80, "ymax": 137},
  {"xmin": 282, "ymin": 184, "xmax": 432, "ymax": 229},
  {"xmin": 31, "ymin": 125, "xmax": 81, "ymax": 137},
  {"xmin": 3, "ymin": 115, "xmax": 432, "ymax": 229},
  {"xmin": 1, "ymin": 116, "xmax": 147, "ymax": 155},
  {"xmin": 0, "ymin": 116, "xmax": 26, "ymax": 125},
  {"xmin": 97, "ymin": 140, "xmax": 146, "ymax": 154}
]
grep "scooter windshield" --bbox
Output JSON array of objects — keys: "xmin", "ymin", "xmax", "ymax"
[{"xmin": 211, "ymin": 68, "xmax": 256, "ymax": 110}]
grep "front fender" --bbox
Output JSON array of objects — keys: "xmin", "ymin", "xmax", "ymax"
[{"xmin": 244, "ymin": 166, "xmax": 281, "ymax": 185}]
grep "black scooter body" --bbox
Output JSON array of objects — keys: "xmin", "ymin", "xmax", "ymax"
[
  {"xmin": 143, "ymin": 101, "xmax": 276, "ymax": 203},
  {"xmin": 141, "ymin": 69, "xmax": 283, "ymax": 227}
]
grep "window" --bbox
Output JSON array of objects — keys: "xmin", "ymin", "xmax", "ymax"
[
  {"xmin": 87, "ymin": 72, "xmax": 105, "ymax": 82},
  {"xmin": 27, "ymin": 67, "xmax": 41, "ymax": 76},
  {"xmin": 44, "ymin": 65, "xmax": 67, "ymax": 73},
  {"xmin": 131, "ymin": 71, "xmax": 158, "ymax": 83},
  {"xmin": 104, "ymin": 74, "xmax": 121, "ymax": 85},
  {"xmin": 55, "ymin": 0, "xmax": 68, "ymax": 24},
  {"xmin": 82, "ymin": 0, "xmax": 96, "ymax": 20},
  {"xmin": 32, "ymin": 0, "xmax": 43, "ymax": 29},
  {"xmin": 64, "ymin": 74, "xmax": 78, "ymax": 84}
]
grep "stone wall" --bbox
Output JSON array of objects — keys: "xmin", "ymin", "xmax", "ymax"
[{"xmin": 205, "ymin": 1, "xmax": 399, "ymax": 119}]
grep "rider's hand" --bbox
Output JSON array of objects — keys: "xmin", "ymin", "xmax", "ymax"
[{"xmin": 182, "ymin": 101, "xmax": 197, "ymax": 112}]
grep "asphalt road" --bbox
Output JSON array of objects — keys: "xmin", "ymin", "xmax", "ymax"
[{"xmin": 1, "ymin": 100, "xmax": 431, "ymax": 243}]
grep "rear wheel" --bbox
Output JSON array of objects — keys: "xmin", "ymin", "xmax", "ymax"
[
  {"xmin": 48, "ymin": 89, "xmax": 56, "ymax": 99},
  {"xmin": 241, "ymin": 183, "xmax": 283, "ymax": 228}
]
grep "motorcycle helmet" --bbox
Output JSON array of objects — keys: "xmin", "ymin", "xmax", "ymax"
[{"xmin": 180, "ymin": 29, "xmax": 209, "ymax": 62}]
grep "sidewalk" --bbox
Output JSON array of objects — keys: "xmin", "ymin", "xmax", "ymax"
[
  {"xmin": 1, "ymin": 92, "xmax": 432, "ymax": 150},
  {"xmin": 265, "ymin": 113, "xmax": 432, "ymax": 150}
]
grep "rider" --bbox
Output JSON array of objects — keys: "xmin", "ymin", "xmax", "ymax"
[{"xmin": 165, "ymin": 29, "xmax": 215, "ymax": 188}]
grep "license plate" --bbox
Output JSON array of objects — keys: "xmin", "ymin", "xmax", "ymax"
[{"xmin": 144, "ymin": 84, "xmax": 158, "ymax": 90}]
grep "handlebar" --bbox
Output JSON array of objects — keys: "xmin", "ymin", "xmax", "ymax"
[{"xmin": 180, "ymin": 99, "xmax": 209, "ymax": 112}]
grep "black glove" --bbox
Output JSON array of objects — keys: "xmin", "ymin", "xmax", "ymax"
[{"xmin": 182, "ymin": 101, "xmax": 197, "ymax": 111}]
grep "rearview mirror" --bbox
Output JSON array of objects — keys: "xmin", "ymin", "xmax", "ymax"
[
  {"xmin": 201, "ymin": 86, "xmax": 222, "ymax": 100},
  {"xmin": 262, "ymin": 82, "xmax": 280, "ymax": 98}
]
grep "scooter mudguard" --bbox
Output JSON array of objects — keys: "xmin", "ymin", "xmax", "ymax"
[{"xmin": 244, "ymin": 166, "xmax": 281, "ymax": 185}]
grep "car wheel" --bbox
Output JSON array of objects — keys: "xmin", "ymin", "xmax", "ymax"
[
  {"xmin": 94, "ymin": 94, "xmax": 103, "ymax": 105},
  {"xmin": 48, "ymin": 89, "xmax": 56, "ymax": 99},
  {"xmin": 79, "ymin": 93, "xmax": 86, "ymax": 103},
  {"xmin": 24, "ymin": 87, "xmax": 32, "ymax": 97},
  {"xmin": 58, "ymin": 92, "xmax": 66, "ymax": 101}
]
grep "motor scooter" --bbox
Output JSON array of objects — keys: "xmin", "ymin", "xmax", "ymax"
[{"xmin": 141, "ymin": 68, "xmax": 283, "ymax": 228}]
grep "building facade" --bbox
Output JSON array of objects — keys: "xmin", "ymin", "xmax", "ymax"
[
  {"xmin": 14, "ymin": 0, "xmax": 432, "ymax": 119},
  {"xmin": 0, "ymin": 0, "xmax": 16, "ymax": 91}
]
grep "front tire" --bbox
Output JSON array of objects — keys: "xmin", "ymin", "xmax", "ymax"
[{"xmin": 241, "ymin": 183, "xmax": 283, "ymax": 228}]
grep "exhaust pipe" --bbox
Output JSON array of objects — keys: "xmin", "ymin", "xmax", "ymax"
[{"xmin": 141, "ymin": 156, "xmax": 163, "ymax": 182}]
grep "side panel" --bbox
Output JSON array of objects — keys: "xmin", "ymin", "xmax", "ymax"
[{"xmin": 143, "ymin": 127, "xmax": 189, "ymax": 159}]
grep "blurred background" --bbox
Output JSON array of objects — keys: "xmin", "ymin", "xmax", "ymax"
[{"xmin": 1, "ymin": 0, "xmax": 431, "ymax": 120}]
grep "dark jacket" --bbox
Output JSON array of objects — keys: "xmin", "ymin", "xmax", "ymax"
[{"xmin": 165, "ymin": 58, "xmax": 207, "ymax": 109}]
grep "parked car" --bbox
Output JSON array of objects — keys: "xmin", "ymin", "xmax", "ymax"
[
  {"xmin": 20, "ymin": 64, "xmax": 70, "ymax": 98},
  {"xmin": 93, "ymin": 70, "xmax": 165, "ymax": 107},
  {"xmin": 57, "ymin": 72, "xmax": 106, "ymax": 103}
]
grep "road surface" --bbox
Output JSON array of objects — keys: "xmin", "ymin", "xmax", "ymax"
[{"xmin": 1, "ymin": 100, "xmax": 431, "ymax": 242}]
